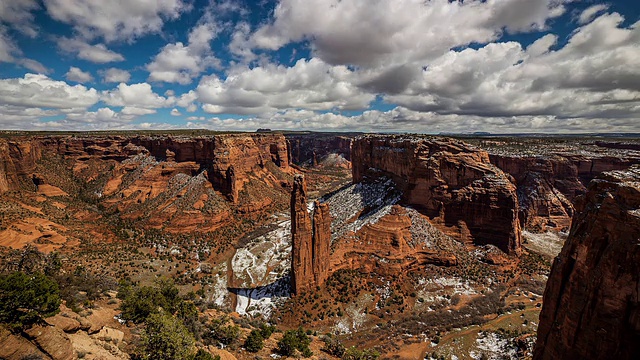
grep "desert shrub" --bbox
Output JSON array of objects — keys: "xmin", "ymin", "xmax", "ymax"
[
  {"xmin": 0, "ymin": 271, "xmax": 60, "ymax": 328},
  {"xmin": 56, "ymin": 266, "xmax": 117, "ymax": 311},
  {"xmin": 321, "ymin": 334, "xmax": 345, "ymax": 357},
  {"xmin": 119, "ymin": 279, "xmax": 184, "ymax": 324},
  {"xmin": 244, "ymin": 329, "xmax": 264, "ymax": 353},
  {"xmin": 140, "ymin": 312, "xmax": 194, "ymax": 360},
  {"xmin": 192, "ymin": 349, "xmax": 220, "ymax": 360},
  {"xmin": 120, "ymin": 286, "xmax": 163, "ymax": 323},
  {"xmin": 277, "ymin": 327, "xmax": 312, "ymax": 357},
  {"xmin": 177, "ymin": 300, "xmax": 201, "ymax": 340},
  {"xmin": 342, "ymin": 347, "xmax": 380, "ymax": 360},
  {"xmin": 204, "ymin": 316, "xmax": 240, "ymax": 346},
  {"xmin": 259, "ymin": 323, "xmax": 276, "ymax": 339},
  {"xmin": 156, "ymin": 278, "xmax": 181, "ymax": 314}
]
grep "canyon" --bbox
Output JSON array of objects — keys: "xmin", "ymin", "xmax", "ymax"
[{"xmin": 1, "ymin": 131, "xmax": 640, "ymax": 360}]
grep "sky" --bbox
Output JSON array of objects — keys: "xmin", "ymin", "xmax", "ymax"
[{"xmin": 0, "ymin": 0, "xmax": 639, "ymax": 133}]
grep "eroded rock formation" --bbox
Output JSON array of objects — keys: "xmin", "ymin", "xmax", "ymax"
[
  {"xmin": 0, "ymin": 133, "xmax": 293, "ymax": 233},
  {"xmin": 329, "ymin": 205, "xmax": 458, "ymax": 275},
  {"xmin": 286, "ymin": 133, "xmax": 355, "ymax": 168},
  {"xmin": 489, "ymin": 153, "xmax": 638, "ymax": 232},
  {"xmin": 0, "ymin": 138, "xmax": 43, "ymax": 193},
  {"xmin": 1, "ymin": 133, "xmax": 290, "ymax": 198},
  {"xmin": 534, "ymin": 166, "xmax": 640, "ymax": 360},
  {"xmin": 352, "ymin": 135, "xmax": 522, "ymax": 254},
  {"xmin": 312, "ymin": 200, "xmax": 331, "ymax": 287},
  {"xmin": 290, "ymin": 175, "xmax": 331, "ymax": 295}
]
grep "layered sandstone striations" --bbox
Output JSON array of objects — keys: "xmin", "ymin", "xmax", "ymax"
[
  {"xmin": 352, "ymin": 135, "xmax": 522, "ymax": 254},
  {"xmin": 490, "ymin": 153, "xmax": 639, "ymax": 232},
  {"xmin": 534, "ymin": 166, "xmax": 640, "ymax": 360},
  {"xmin": 489, "ymin": 155, "xmax": 577, "ymax": 232},
  {"xmin": 0, "ymin": 133, "xmax": 292, "ymax": 233},
  {"xmin": 290, "ymin": 175, "xmax": 331, "ymax": 295},
  {"xmin": 329, "ymin": 205, "xmax": 459, "ymax": 276},
  {"xmin": 286, "ymin": 133, "xmax": 355, "ymax": 168},
  {"xmin": 0, "ymin": 138, "xmax": 43, "ymax": 193},
  {"xmin": 1, "ymin": 133, "xmax": 289, "ymax": 196},
  {"xmin": 132, "ymin": 134, "xmax": 289, "ymax": 202}
]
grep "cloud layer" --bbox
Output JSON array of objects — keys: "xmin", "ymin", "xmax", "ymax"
[{"xmin": 0, "ymin": 0, "xmax": 638, "ymax": 133}]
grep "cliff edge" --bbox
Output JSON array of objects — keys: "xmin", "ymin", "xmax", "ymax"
[{"xmin": 534, "ymin": 166, "xmax": 640, "ymax": 359}]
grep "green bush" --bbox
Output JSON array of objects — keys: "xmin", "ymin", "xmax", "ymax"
[
  {"xmin": 244, "ymin": 329, "xmax": 264, "ymax": 353},
  {"xmin": 277, "ymin": 327, "xmax": 312, "ymax": 357},
  {"xmin": 0, "ymin": 272, "xmax": 60, "ymax": 328},
  {"xmin": 259, "ymin": 323, "xmax": 276, "ymax": 339},
  {"xmin": 204, "ymin": 316, "xmax": 240, "ymax": 346},
  {"xmin": 156, "ymin": 278, "xmax": 181, "ymax": 314},
  {"xmin": 342, "ymin": 347, "xmax": 380, "ymax": 360},
  {"xmin": 177, "ymin": 300, "xmax": 201, "ymax": 339},
  {"xmin": 140, "ymin": 312, "xmax": 195, "ymax": 360},
  {"xmin": 120, "ymin": 286, "xmax": 163, "ymax": 323},
  {"xmin": 322, "ymin": 335, "xmax": 345, "ymax": 357},
  {"xmin": 192, "ymin": 349, "xmax": 220, "ymax": 360},
  {"xmin": 119, "ymin": 279, "xmax": 184, "ymax": 324}
]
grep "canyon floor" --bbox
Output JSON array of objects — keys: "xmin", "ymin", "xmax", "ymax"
[{"xmin": 1, "ymin": 132, "xmax": 639, "ymax": 360}]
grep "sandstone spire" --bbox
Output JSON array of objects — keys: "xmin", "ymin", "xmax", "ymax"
[
  {"xmin": 290, "ymin": 175, "xmax": 331, "ymax": 295},
  {"xmin": 312, "ymin": 200, "xmax": 331, "ymax": 287}
]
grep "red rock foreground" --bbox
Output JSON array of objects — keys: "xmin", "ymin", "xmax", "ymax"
[{"xmin": 534, "ymin": 166, "xmax": 640, "ymax": 360}]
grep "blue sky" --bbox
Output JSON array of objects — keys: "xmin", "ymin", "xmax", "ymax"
[{"xmin": 0, "ymin": 0, "xmax": 639, "ymax": 133}]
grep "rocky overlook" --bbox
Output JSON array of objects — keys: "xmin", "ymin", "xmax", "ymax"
[
  {"xmin": 534, "ymin": 166, "xmax": 640, "ymax": 360},
  {"xmin": 352, "ymin": 135, "xmax": 522, "ymax": 255}
]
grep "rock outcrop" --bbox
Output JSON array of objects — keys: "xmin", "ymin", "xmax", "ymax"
[
  {"xmin": 0, "ymin": 138, "xmax": 43, "ymax": 193},
  {"xmin": 1, "ymin": 133, "xmax": 290, "ymax": 199},
  {"xmin": 25, "ymin": 324, "xmax": 74, "ymax": 360},
  {"xmin": 489, "ymin": 155, "xmax": 578, "ymax": 232},
  {"xmin": 312, "ymin": 200, "xmax": 331, "ymax": 287},
  {"xmin": 329, "ymin": 205, "xmax": 458, "ymax": 275},
  {"xmin": 0, "ymin": 326, "xmax": 48, "ymax": 360},
  {"xmin": 534, "ymin": 166, "xmax": 640, "ymax": 360},
  {"xmin": 489, "ymin": 153, "xmax": 639, "ymax": 232},
  {"xmin": 286, "ymin": 133, "xmax": 355, "ymax": 168},
  {"xmin": 352, "ymin": 136, "xmax": 522, "ymax": 255},
  {"xmin": 290, "ymin": 175, "xmax": 332, "ymax": 295},
  {"xmin": 0, "ymin": 134, "xmax": 293, "ymax": 233}
]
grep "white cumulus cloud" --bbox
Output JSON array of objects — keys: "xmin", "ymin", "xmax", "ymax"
[
  {"xmin": 100, "ymin": 68, "xmax": 131, "ymax": 83},
  {"xmin": 102, "ymin": 82, "xmax": 174, "ymax": 109},
  {"xmin": 58, "ymin": 37, "xmax": 125, "ymax": 63},
  {"xmin": 147, "ymin": 22, "xmax": 219, "ymax": 84},
  {"xmin": 0, "ymin": 74, "xmax": 99, "ymax": 109},
  {"xmin": 578, "ymin": 4, "xmax": 609, "ymax": 25},
  {"xmin": 196, "ymin": 58, "xmax": 374, "ymax": 114},
  {"xmin": 65, "ymin": 66, "xmax": 94, "ymax": 83},
  {"xmin": 43, "ymin": 0, "xmax": 190, "ymax": 42}
]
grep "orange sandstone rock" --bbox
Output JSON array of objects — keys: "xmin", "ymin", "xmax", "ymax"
[
  {"xmin": 534, "ymin": 166, "xmax": 640, "ymax": 360},
  {"xmin": 290, "ymin": 175, "xmax": 332, "ymax": 295},
  {"xmin": 352, "ymin": 135, "xmax": 522, "ymax": 255}
]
